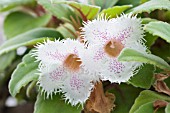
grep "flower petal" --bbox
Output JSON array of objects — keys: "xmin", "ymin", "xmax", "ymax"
[
  {"xmin": 62, "ymin": 38, "xmax": 85, "ymax": 56},
  {"xmin": 81, "ymin": 16, "xmax": 112, "ymax": 45},
  {"xmin": 101, "ymin": 58, "xmax": 142, "ymax": 83},
  {"xmin": 38, "ymin": 64, "xmax": 67, "ymax": 98},
  {"xmin": 62, "ymin": 70, "xmax": 94, "ymax": 106},
  {"xmin": 79, "ymin": 44, "xmax": 107, "ymax": 80},
  {"xmin": 33, "ymin": 40, "xmax": 67, "ymax": 65},
  {"xmin": 110, "ymin": 14, "xmax": 145, "ymax": 48}
]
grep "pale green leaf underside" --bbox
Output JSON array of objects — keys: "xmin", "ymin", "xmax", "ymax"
[
  {"xmin": 144, "ymin": 21, "xmax": 170, "ymax": 44},
  {"xmin": 100, "ymin": 5, "xmax": 132, "ymax": 18},
  {"xmin": 141, "ymin": 18, "xmax": 157, "ymax": 24},
  {"xmin": 165, "ymin": 103, "xmax": 170, "ymax": 113},
  {"xmin": 0, "ymin": 0, "xmax": 35, "ymax": 12},
  {"xmin": 4, "ymin": 11, "xmax": 51, "ymax": 39},
  {"xmin": 0, "ymin": 51, "xmax": 16, "ymax": 72},
  {"xmin": 118, "ymin": 48, "xmax": 170, "ymax": 71},
  {"xmin": 34, "ymin": 93, "xmax": 81, "ymax": 113},
  {"xmin": 0, "ymin": 28, "xmax": 63, "ymax": 56},
  {"xmin": 130, "ymin": 90, "xmax": 170, "ymax": 113},
  {"xmin": 9, "ymin": 51, "xmax": 39, "ymax": 97},
  {"xmin": 127, "ymin": 0, "xmax": 170, "ymax": 14},
  {"xmin": 88, "ymin": 0, "xmax": 118, "ymax": 9},
  {"xmin": 53, "ymin": 1, "xmax": 101, "ymax": 20},
  {"xmin": 37, "ymin": 0, "xmax": 74, "ymax": 20}
]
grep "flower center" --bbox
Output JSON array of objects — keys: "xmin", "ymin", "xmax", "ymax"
[
  {"xmin": 64, "ymin": 54, "xmax": 82, "ymax": 72},
  {"xmin": 104, "ymin": 39, "xmax": 124, "ymax": 57}
]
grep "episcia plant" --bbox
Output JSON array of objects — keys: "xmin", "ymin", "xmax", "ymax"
[{"xmin": 0, "ymin": 0, "xmax": 170, "ymax": 113}]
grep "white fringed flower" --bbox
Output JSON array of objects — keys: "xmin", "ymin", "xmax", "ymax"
[
  {"xmin": 81, "ymin": 14, "xmax": 147, "ymax": 83},
  {"xmin": 33, "ymin": 39, "xmax": 94, "ymax": 106}
]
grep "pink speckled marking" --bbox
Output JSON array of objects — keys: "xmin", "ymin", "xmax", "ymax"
[
  {"xmin": 46, "ymin": 51, "xmax": 65, "ymax": 61},
  {"xmin": 70, "ymin": 75, "xmax": 84, "ymax": 92},
  {"xmin": 108, "ymin": 59, "xmax": 125, "ymax": 74},
  {"xmin": 92, "ymin": 29, "xmax": 110, "ymax": 41},
  {"xmin": 117, "ymin": 27, "xmax": 133, "ymax": 42},
  {"xmin": 73, "ymin": 47, "xmax": 78, "ymax": 55},
  {"xmin": 49, "ymin": 66, "xmax": 64, "ymax": 81},
  {"xmin": 93, "ymin": 48, "xmax": 105, "ymax": 61}
]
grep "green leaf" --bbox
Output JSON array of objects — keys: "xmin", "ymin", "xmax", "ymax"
[
  {"xmin": 127, "ymin": 0, "xmax": 170, "ymax": 14},
  {"xmin": 134, "ymin": 102, "xmax": 154, "ymax": 113},
  {"xmin": 165, "ymin": 11, "xmax": 170, "ymax": 21},
  {"xmin": 4, "ymin": 11, "xmax": 51, "ymax": 39},
  {"xmin": 56, "ymin": 23, "xmax": 76, "ymax": 39},
  {"xmin": 37, "ymin": 0, "xmax": 74, "ymax": 20},
  {"xmin": 165, "ymin": 103, "xmax": 170, "ymax": 113},
  {"xmin": 0, "ymin": 0, "xmax": 35, "ymax": 12},
  {"xmin": 118, "ymin": 48, "xmax": 170, "ymax": 71},
  {"xmin": 26, "ymin": 81, "xmax": 36, "ymax": 98},
  {"xmin": 9, "ymin": 51, "xmax": 39, "ymax": 97},
  {"xmin": 0, "ymin": 28, "xmax": 63, "ymax": 55},
  {"xmin": 140, "ymin": 0, "xmax": 150, "ymax": 4},
  {"xmin": 144, "ymin": 21, "xmax": 170, "ymax": 44},
  {"xmin": 151, "ymin": 40, "xmax": 170, "ymax": 62},
  {"xmin": 34, "ymin": 93, "xmax": 82, "ymax": 113},
  {"xmin": 110, "ymin": 84, "xmax": 142, "ymax": 113},
  {"xmin": 130, "ymin": 90, "xmax": 170, "ymax": 113},
  {"xmin": 129, "ymin": 64, "xmax": 154, "ymax": 89},
  {"xmin": 0, "ymin": 51, "xmax": 16, "ymax": 72},
  {"xmin": 144, "ymin": 32, "xmax": 158, "ymax": 48},
  {"xmin": 100, "ymin": 5, "xmax": 132, "ymax": 18},
  {"xmin": 117, "ymin": 0, "xmax": 141, "ymax": 7},
  {"xmin": 141, "ymin": 18, "xmax": 157, "ymax": 24},
  {"xmin": 88, "ymin": 0, "xmax": 119, "ymax": 9},
  {"xmin": 134, "ymin": 101, "xmax": 165, "ymax": 113},
  {"xmin": 53, "ymin": 1, "xmax": 101, "ymax": 21}
]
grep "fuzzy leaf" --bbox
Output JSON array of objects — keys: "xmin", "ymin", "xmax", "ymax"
[
  {"xmin": 134, "ymin": 101, "xmax": 165, "ymax": 113},
  {"xmin": 0, "ymin": 28, "xmax": 63, "ymax": 55},
  {"xmin": 129, "ymin": 64, "xmax": 154, "ymax": 89},
  {"xmin": 110, "ymin": 84, "xmax": 142, "ymax": 113},
  {"xmin": 141, "ymin": 18, "xmax": 157, "ymax": 24},
  {"xmin": 130, "ymin": 90, "xmax": 170, "ymax": 113},
  {"xmin": 127, "ymin": 0, "xmax": 170, "ymax": 14},
  {"xmin": 34, "ymin": 93, "xmax": 81, "ymax": 113},
  {"xmin": 0, "ymin": 51, "xmax": 16, "ymax": 72},
  {"xmin": 88, "ymin": 0, "xmax": 119, "ymax": 9},
  {"xmin": 100, "ymin": 5, "xmax": 133, "ymax": 18},
  {"xmin": 37, "ymin": 0, "xmax": 74, "ymax": 20},
  {"xmin": 9, "ymin": 51, "xmax": 39, "ymax": 97},
  {"xmin": 0, "ymin": 0, "xmax": 35, "ymax": 12},
  {"xmin": 56, "ymin": 23, "xmax": 76, "ymax": 39},
  {"xmin": 4, "ymin": 11, "xmax": 51, "ymax": 39},
  {"xmin": 118, "ymin": 48, "xmax": 170, "ymax": 71},
  {"xmin": 144, "ymin": 21, "xmax": 170, "ymax": 44},
  {"xmin": 134, "ymin": 102, "xmax": 154, "ymax": 113},
  {"xmin": 53, "ymin": 1, "xmax": 100, "ymax": 21},
  {"xmin": 143, "ymin": 33, "xmax": 158, "ymax": 48}
]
